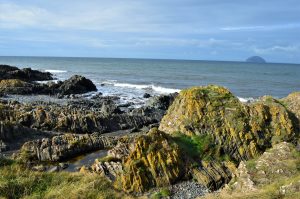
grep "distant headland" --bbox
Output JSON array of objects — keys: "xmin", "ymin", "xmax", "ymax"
[{"xmin": 246, "ymin": 56, "xmax": 266, "ymax": 63}]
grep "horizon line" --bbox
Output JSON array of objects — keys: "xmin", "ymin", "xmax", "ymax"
[{"xmin": 0, "ymin": 55, "xmax": 299, "ymax": 65}]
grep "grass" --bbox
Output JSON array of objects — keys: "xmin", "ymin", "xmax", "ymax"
[
  {"xmin": 0, "ymin": 157, "xmax": 131, "ymax": 199},
  {"xmin": 150, "ymin": 188, "xmax": 171, "ymax": 199},
  {"xmin": 172, "ymin": 132, "xmax": 217, "ymax": 160}
]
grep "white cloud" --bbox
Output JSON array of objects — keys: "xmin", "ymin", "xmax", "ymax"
[
  {"xmin": 221, "ymin": 23, "xmax": 300, "ymax": 31},
  {"xmin": 253, "ymin": 45, "xmax": 300, "ymax": 54}
]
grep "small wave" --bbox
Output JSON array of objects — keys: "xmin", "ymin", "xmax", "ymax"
[
  {"xmin": 238, "ymin": 97, "xmax": 255, "ymax": 103},
  {"xmin": 45, "ymin": 69, "xmax": 67, "ymax": 73},
  {"xmin": 102, "ymin": 81, "xmax": 180, "ymax": 94},
  {"xmin": 151, "ymin": 85, "xmax": 181, "ymax": 94}
]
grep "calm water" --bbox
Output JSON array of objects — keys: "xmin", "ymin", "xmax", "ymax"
[{"xmin": 0, "ymin": 56, "xmax": 299, "ymax": 104}]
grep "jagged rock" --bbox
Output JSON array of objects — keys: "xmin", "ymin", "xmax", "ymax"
[
  {"xmin": 92, "ymin": 161, "xmax": 123, "ymax": 181},
  {"xmin": 0, "ymin": 93, "xmax": 173, "ymax": 134},
  {"xmin": 19, "ymin": 133, "xmax": 117, "ymax": 162},
  {"xmin": 192, "ymin": 161, "xmax": 233, "ymax": 190},
  {"xmin": 107, "ymin": 138, "xmax": 132, "ymax": 159},
  {"xmin": 282, "ymin": 92, "xmax": 300, "ymax": 123},
  {"xmin": 115, "ymin": 128, "xmax": 186, "ymax": 193},
  {"xmin": 146, "ymin": 93, "xmax": 178, "ymax": 110},
  {"xmin": 227, "ymin": 161, "xmax": 256, "ymax": 192},
  {"xmin": 58, "ymin": 75, "xmax": 97, "ymax": 95},
  {"xmin": 159, "ymin": 85, "xmax": 297, "ymax": 162},
  {"xmin": 0, "ymin": 65, "xmax": 53, "ymax": 81},
  {"xmin": 222, "ymin": 142, "xmax": 300, "ymax": 196}
]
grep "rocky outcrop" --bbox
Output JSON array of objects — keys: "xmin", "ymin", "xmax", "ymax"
[
  {"xmin": 19, "ymin": 133, "xmax": 117, "ymax": 162},
  {"xmin": 219, "ymin": 142, "xmax": 300, "ymax": 197},
  {"xmin": 0, "ymin": 92, "xmax": 175, "ymax": 134},
  {"xmin": 159, "ymin": 85, "xmax": 298, "ymax": 162},
  {"xmin": 282, "ymin": 92, "xmax": 300, "ymax": 124},
  {"xmin": 0, "ymin": 65, "xmax": 53, "ymax": 81},
  {"xmin": 0, "ymin": 79, "xmax": 38, "ymax": 95},
  {"xmin": 0, "ymin": 70, "xmax": 97, "ymax": 96},
  {"xmin": 115, "ymin": 128, "xmax": 186, "ymax": 193},
  {"xmin": 57, "ymin": 75, "xmax": 97, "ymax": 95}
]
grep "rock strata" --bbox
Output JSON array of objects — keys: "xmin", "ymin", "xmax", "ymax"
[
  {"xmin": 20, "ymin": 133, "xmax": 117, "ymax": 162},
  {"xmin": 159, "ymin": 85, "xmax": 297, "ymax": 162}
]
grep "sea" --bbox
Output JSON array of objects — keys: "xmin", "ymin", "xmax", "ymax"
[{"xmin": 0, "ymin": 56, "xmax": 299, "ymax": 106}]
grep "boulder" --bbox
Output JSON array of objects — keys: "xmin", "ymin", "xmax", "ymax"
[
  {"xmin": 58, "ymin": 75, "xmax": 97, "ymax": 95},
  {"xmin": 159, "ymin": 85, "xmax": 297, "ymax": 162}
]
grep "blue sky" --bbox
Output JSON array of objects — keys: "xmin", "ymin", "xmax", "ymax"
[{"xmin": 0, "ymin": 0, "xmax": 300, "ymax": 63}]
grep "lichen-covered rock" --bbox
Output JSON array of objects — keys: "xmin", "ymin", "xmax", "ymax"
[
  {"xmin": 115, "ymin": 128, "xmax": 186, "ymax": 193},
  {"xmin": 222, "ymin": 142, "xmax": 300, "ymax": 196},
  {"xmin": 282, "ymin": 91, "xmax": 300, "ymax": 123},
  {"xmin": 159, "ymin": 85, "xmax": 297, "ymax": 161},
  {"xmin": 0, "ymin": 79, "xmax": 36, "ymax": 94},
  {"xmin": 19, "ymin": 133, "xmax": 117, "ymax": 162}
]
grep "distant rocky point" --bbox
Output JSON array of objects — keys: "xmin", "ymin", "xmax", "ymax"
[{"xmin": 246, "ymin": 56, "xmax": 266, "ymax": 63}]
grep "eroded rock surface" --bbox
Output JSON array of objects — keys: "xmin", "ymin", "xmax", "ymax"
[{"xmin": 20, "ymin": 133, "xmax": 117, "ymax": 162}]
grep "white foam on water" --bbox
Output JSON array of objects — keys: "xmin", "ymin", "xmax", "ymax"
[
  {"xmin": 45, "ymin": 69, "xmax": 67, "ymax": 73},
  {"xmin": 102, "ymin": 80, "xmax": 180, "ymax": 94},
  {"xmin": 238, "ymin": 97, "xmax": 255, "ymax": 103},
  {"xmin": 151, "ymin": 85, "xmax": 181, "ymax": 94}
]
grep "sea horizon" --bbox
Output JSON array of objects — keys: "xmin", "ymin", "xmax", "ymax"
[{"xmin": 1, "ymin": 55, "xmax": 300, "ymax": 65}]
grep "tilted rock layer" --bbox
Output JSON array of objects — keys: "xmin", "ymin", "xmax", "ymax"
[
  {"xmin": 159, "ymin": 85, "xmax": 298, "ymax": 161},
  {"xmin": 20, "ymin": 133, "xmax": 117, "ymax": 162},
  {"xmin": 115, "ymin": 129, "xmax": 186, "ymax": 193}
]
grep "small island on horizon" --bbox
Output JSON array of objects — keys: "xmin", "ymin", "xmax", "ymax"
[{"xmin": 246, "ymin": 56, "xmax": 267, "ymax": 63}]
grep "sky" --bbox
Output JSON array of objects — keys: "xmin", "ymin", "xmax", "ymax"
[{"xmin": 0, "ymin": 0, "xmax": 300, "ymax": 63}]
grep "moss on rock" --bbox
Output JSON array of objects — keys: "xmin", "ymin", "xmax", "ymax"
[
  {"xmin": 159, "ymin": 85, "xmax": 298, "ymax": 162},
  {"xmin": 115, "ymin": 128, "xmax": 186, "ymax": 193}
]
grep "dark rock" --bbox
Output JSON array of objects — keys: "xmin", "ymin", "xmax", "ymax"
[
  {"xmin": 58, "ymin": 75, "xmax": 97, "ymax": 95},
  {"xmin": 0, "ymin": 65, "xmax": 53, "ymax": 81},
  {"xmin": 91, "ymin": 92, "xmax": 103, "ymax": 100},
  {"xmin": 143, "ymin": 93, "xmax": 151, "ymax": 98},
  {"xmin": 146, "ymin": 93, "xmax": 178, "ymax": 110}
]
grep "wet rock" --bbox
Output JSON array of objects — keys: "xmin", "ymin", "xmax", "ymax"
[
  {"xmin": 0, "ymin": 65, "xmax": 53, "ymax": 82},
  {"xmin": 143, "ymin": 93, "xmax": 151, "ymax": 98},
  {"xmin": 58, "ymin": 75, "xmax": 97, "ymax": 95}
]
